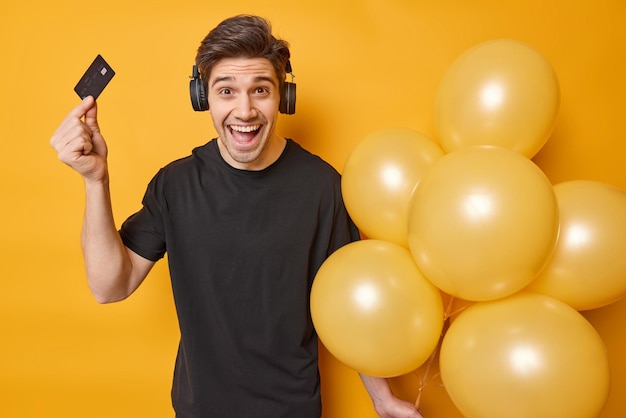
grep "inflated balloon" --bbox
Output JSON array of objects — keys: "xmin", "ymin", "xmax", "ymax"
[
  {"xmin": 408, "ymin": 145, "xmax": 559, "ymax": 301},
  {"xmin": 311, "ymin": 239, "xmax": 444, "ymax": 377},
  {"xmin": 435, "ymin": 39, "xmax": 560, "ymax": 158},
  {"xmin": 342, "ymin": 128, "xmax": 444, "ymax": 247},
  {"xmin": 528, "ymin": 180, "xmax": 626, "ymax": 310},
  {"xmin": 440, "ymin": 292, "xmax": 610, "ymax": 418}
]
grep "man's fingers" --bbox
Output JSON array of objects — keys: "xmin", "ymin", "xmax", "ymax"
[
  {"xmin": 51, "ymin": 97, "xmax": 98, "ymax": 149},
  {"xmin": 51, "ymin": 122, "xmax": 88, "ymax": 149},
  {"xmin": 60, "ymin": 136, "xmax": 93, "ymax": 159},
  {"xmin": 67, "ymin": 95, "xmax": 96, "ymax": 119}
]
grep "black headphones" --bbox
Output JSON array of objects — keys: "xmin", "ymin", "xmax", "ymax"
[{"xmin": 189, "ymin": 61, "xmax": 296, "ymax": 115}]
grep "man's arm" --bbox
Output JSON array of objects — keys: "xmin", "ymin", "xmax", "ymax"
[
  {"xmin": 360, "ymin": 374, "xmax": 424, "ymax": 418},
  {"xmin": 51, "ymin": 96, "xmax": 154, "ymax": 303},
  {"xmin": 81, "ymin": 177, "xmax": 154, "ymax": 302}
]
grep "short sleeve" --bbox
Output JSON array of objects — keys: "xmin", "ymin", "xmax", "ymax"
[{"xmin": 119, "ymin": 170, "xmax": 167, "ymax": 262}]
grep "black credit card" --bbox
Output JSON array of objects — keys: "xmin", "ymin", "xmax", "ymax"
[{"xmin": 74, "ymin": 54, "xmax": 115, "ymax": 100}]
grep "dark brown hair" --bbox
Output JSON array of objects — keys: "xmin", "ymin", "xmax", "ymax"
[{"xmin": 195, "ymin": 15, "xmax": 291, "ymax": 90}]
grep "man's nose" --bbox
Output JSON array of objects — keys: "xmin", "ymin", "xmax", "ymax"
[{"xmin": 233, "ymin": 95, "xmax": 257, "ymax": 120}]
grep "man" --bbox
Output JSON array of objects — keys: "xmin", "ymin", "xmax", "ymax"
[{"xmin": 51, "ymin": 14, "xmax": 423, "ymax": 418}]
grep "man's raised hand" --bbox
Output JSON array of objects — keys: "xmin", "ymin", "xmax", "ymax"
[{"xmin": 50, "ymin": 96, "xmax": 108, "ymax": 183}]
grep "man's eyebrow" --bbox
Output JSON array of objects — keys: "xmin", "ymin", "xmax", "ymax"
[
  {"xmin": 254, "ymin": 76, "xmax": 277, "ymax": 86},
  {"xmin": 211, "ymin": 75, "xmax": 277, "ymax": 87},
  {"xmin": 211, "ymin": 76, "xmax": 234, "ymax": 87}
]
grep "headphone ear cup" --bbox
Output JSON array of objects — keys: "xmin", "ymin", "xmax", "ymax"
[
  {"xmin": 190, "ymin": 77, "xmax": 209, "ymax": 112},
  {"xmin": 280, "ymin": 82, "xmax": 296, "ymax": 115}
]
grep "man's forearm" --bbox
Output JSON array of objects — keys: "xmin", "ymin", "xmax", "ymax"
[{"xmin": 81, "ymin": 178, "xmax": 134, "ymax": 303}]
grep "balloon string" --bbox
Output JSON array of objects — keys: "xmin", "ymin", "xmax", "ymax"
[
  {"xmin": 414, "ymin": 347, "xmax": 435, "ymax": 409},
  {"xmin": 448, "ymin": 306, "xmax": 468, "ymax": 319},
  {"xmin": 443, "ymin": 295, "xmax": 456, "ymax": 321},
  {"xmin": 414, "ymin": 296, "xmax": 456, "ymax": 409}
]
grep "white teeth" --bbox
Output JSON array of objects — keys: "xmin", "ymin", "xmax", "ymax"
[{"xmin": 230, "ymin": 125, "xmax": 260, "ymax": 133}]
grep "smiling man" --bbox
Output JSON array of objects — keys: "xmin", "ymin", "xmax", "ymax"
[{"xmin": 50, "ymin": 14, "xmax": 423, "ymax": 418}]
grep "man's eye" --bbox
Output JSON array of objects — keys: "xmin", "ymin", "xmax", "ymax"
[
  {"xmin": 219, "ymin": 88, "xmax": 232, "ymax": 95},
  {"xmin": 256, "ymin": 87, "xmax": 269, "ymax": 94}
]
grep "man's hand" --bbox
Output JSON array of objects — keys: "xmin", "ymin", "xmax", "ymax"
[
  {"xmin": 50, "ymin": 96, "xmax": 108, "ymax": 183},
  {"xmin": 359, "ymin": 374, "xmax": 424, "ymax": 418},
  {"xmin": 374, "ymin": 396, "xmax": 424, "ymax": 418}
]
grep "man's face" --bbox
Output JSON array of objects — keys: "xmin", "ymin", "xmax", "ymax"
[{"xmin": 207, "ymin": 57, "xmax": 283, "ymax": 170}]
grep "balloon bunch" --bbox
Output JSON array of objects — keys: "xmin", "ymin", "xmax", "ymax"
[{"xmin": 311, "ymin": 39, "xmax": 626, "ymax": 418}]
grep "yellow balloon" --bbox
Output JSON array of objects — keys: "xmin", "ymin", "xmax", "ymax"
[
  {"xmin": 408, "ymin": 146, "xmax": 559, "ymax": 301},
  {"xmin": 440, "ymin": 292, "xmax": 610, "ymax": 418},
  {"xmin": 435, "ymin": 39, "xmax": 560, "ymax": 158},
  {"xmin": 311, "ymin": 240, "xmax": 444, "ymax": 377},
  {"xmin": 528, "ymin": 180, "xmax": 626, "ymax": 310},
  {"xmin": 342, "ymin": 128, "xmax": 444, "ymax": 247}
]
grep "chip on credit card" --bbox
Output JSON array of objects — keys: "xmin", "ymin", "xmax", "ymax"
[{"xmin": 74, "ymin": 54, "xmax": 115, "ymax": 100}]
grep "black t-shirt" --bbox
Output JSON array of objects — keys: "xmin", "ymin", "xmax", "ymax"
[{"xmin": 120, "ymin": 139, "xmax": 360, "ymax": 418}]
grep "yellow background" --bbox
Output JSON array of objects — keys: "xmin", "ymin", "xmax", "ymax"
[{"xmin": 2, "ymin": 0, "xmax": 625, "ymax": 416}]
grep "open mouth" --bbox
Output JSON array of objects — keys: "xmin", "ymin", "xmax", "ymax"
[{"xmin": 228, "ymin": 124, "xmax": 262, "ymax": 148}]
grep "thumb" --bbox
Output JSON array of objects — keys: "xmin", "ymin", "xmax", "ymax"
[
  {"xmin": 81, "ymin": 96, "xmax": 107, "ymax": 158},
  {"xmin": 82, "ymin": 96, "xmax": 100, "ymax": 133}
]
